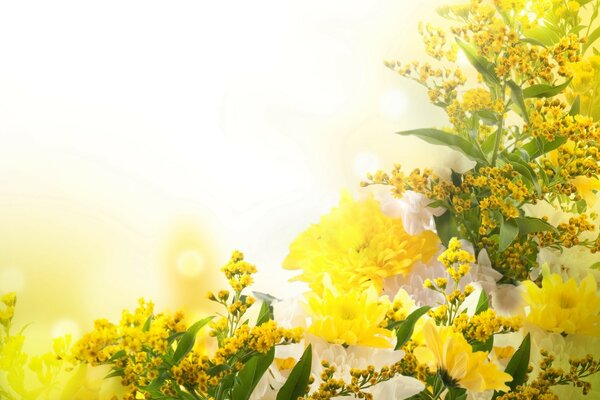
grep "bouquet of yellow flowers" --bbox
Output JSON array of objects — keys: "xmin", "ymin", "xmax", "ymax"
[{"xmin": 2, "ymin": 0, "xmax": 600, "ymax": 399}]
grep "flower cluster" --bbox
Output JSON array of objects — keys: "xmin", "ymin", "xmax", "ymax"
[{"xmin": 5, "ymin": 0, "xmax": 600, "ymax": 399}]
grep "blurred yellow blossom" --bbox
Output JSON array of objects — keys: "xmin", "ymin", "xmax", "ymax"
[{"xmin": 522, "ymin": 273, "xmax": 600, "ymax": 336}]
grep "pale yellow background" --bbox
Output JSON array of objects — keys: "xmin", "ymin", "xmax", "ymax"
[{"xmin": 0, "ymin": 0, "xmax": 467, "ymax": 353}]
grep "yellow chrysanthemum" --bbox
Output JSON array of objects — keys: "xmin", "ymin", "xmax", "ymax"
[
  {"xmin": 522, "ymin": 273, "xmax": 600, "ymax": 336},
  {"xmin": 283, "ymin": 192, "xmax": 439, "ymax": 294},
  {"xmin": 305, "ymin": 278, "xmax": 393, "ymax": 348},
  {"xmin": 414, "ymin": 321, "xmax": 512, "ymax": 392}
]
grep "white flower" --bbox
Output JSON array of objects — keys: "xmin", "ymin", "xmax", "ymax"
[
  {"xmin": 383, "ymin": 241, "xmax": 500, "ymax": 307},
  {"xmin": 308, "ymin": 335, "xmax": 424, "ymax": 399},
  {"xmin": 537, "ymin": 247, "xmax": 600, "ymax": 284},
  {"xmin": 377, "ymin": 190, "xmax": 445, "ymax": 235}
]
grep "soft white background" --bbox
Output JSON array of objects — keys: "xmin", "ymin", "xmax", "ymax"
[{"xmin": 0, "ymin": 0, "xmax": 464, "ymax": 351}]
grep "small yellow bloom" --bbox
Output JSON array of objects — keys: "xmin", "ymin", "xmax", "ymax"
[
  {"xmin": 414, "ymin": 321, "xmax": 512, "ymax": 392},
  {"xmin": 522, "ymin": 273, "xmax": 600, "ymax": 336},
  {"xmin": 305, "ymin": 278, "xmax": 393, "ymax": 348}
]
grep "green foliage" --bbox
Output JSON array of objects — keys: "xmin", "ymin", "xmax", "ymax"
[
  {"xmin": 276, "ymin": 345, "xmax": 313, "ymax": 400},
  {"xmin": 395, "ymin": 306, "xmax": 431, "ymax": 350}
]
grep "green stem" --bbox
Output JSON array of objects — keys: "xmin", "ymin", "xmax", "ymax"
[{"xmin": 491, "ymin": 86, "xmax": 506, "ymax": 166}]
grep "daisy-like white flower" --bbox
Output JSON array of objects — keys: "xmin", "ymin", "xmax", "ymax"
[{"xmin": 309, "ymin": 336, "xmax": 425, "ymax": 399}]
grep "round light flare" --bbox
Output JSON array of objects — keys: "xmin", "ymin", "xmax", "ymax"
[
  {"xmin": 176, "ymin": 249, "xmax": 206, "ymax": 278},
  {"xmin": 0, "ymin": 266, "xmax": 25, "ymax": 293},
  {"xmin": 51, "ymin": 319, "xmax": 80, "ymax": 339},
  {"xmin": 380, "ymin": 89, "xmax": 408, "ymax": 120},
  {"xmin": 353, "ymin": 151, "xmax": 381, "ymax": 178}
]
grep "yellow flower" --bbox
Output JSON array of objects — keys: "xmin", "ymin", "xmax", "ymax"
[
  {"xmin": 571, "ymin": 176, "xmax": 600, "ymax": 207},
  {"xmin": 305, "ymin": 278, "xmax": 393, "ymax": 348},
  {"xmin": 283, "ymin": 192, "xmax": 439, "ymax": 294},
  {"xmin": 522, "ymin": 273, "xmax": 600, "ymax": 336},
  {"xmin": 414, "ymin": 321, "xmax": 512, "ymax": 392}
]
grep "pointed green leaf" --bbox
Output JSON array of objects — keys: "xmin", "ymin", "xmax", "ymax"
[
  {"xmin": 474, "ymin": 290, "xmax": 489, "ymax": 315},
  {"xmin": 172, "ymin": 316, "xmax": 213, "ymax": 364},
  {"xmin": 434, "ymin": 211, "xmax": 459, "ymax": 247},
  {"xmin": 499, "ymin": 218, "xmax": 519, "ymax": 252},
  {"xmin": 493, "ymin": 334, "xmax": 531, "ymax": 398},
  {"xmin": 515, "ymin": 217, "xmax": 558, "ymax": 235},
  {"xmin": 569, "ymin": 95, "xmax": 580, "ymax": 116},
  {"xmin": 232, "ymin": 347, "xmax": 275, "ymax": 400},
  {"xmin": 522, "ymin": 135, "xmax": 567, "ymax": 159},
  {"xmin": 471, "ymin": 335, "xmax": 494, "ymax": 353},
  {"xmin": 583, "ymin": 25, "xmax": 600, "ymax": 54},
  {"xmin": 503, "ymin": 156, "xmax": 541, "ymax": 197},
  {"xmin": 142, "ymin": 315, "xmax": 153, "ymax": 332},
  {"xmin": 104, "ymin": 368, "xmax": 124, "ymax": 379},
  {"xmin": 107, "ymin": 349, "xmax": 127, "ymax": 363},
  {"xmin": 277, "ymin": 345, "xmax": 313, "ymax": 400},
  {"xmin": 481, "ymin": 130, "xmax": 498, "ymax": 155},
  {"xmin": 396, "ymin": 128, "xmax": 488, "ymax": 164},
  {"xmin": 395, "ymin": 306, "xmax": 431, "ymax": 350},
  {"xmin": 256, "ymin": 301, "xmax": 272, "ymax": 326},
  {"xmin": 507, "ymin": 80, "xmax": 528, "ymax": 123},
  {"xmin": 456, "ymin": 38, "xmax": 499, "ymax": 86},
  {"xmin": 522, "ymin": 78, "xmax": 572, "ymax": 98}
]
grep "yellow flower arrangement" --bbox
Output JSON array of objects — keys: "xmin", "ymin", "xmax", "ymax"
[
  {"xmin": 414, "ymin": 321, "xmax": 512, "ymax": 392},
  {"xmin": 522, "ymin": 273, "xmax": 600, "ymax": 336},
  {"xmin": 283, "ymin": 192, "xmax": 439, "ymax": 294}
]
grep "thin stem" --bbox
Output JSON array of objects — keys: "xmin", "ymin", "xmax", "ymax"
[{"xmin": 491, "ymin": 84, "xmax": 506, "ymax": 166}]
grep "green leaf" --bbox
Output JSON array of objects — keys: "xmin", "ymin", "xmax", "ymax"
[
  {"xmin": 476, "ymin": 109, "xmax": 500, "ymax": 125},
  {"xmin": 481, "ymin": 130, "xmax": 498, "ymax": 155},
  {"xmin": 277, "ymin": 345, "xmax": 313, "ymax": 400},
  {"xmin": 104, "ymin": 368, "xmax": 124, "ymax": 379},
  {"xmin": 499, "ymin": 218, "xmax": 519, "ymax": 252},
  {"xmin": 471, "ymin": 335, "xmax": 494, "ymax": 353},
  {"xmin": 521, "ymin": 37, "xmax": 547, "ymax": 47},
  {"xmin": 433, "ymin": 210, "xmax": 459, "ymax": 247},
  {"xmin": 142, "ymin": 315, "xmax": 153, "ymax": 332},
  {"xmin": 474, "ymin": 290, "xmax": 489, "ymax": 315},
  {"xmin": 446, "ymin": 387, "xmax": 467, "ymax": 400},
  {"xmin": 456, "ymin": 38, "xmax": 499, "ymax": 86},
  {"xmin": 256, "ymin": 301, "xmax": 272, "ymax": 326},
  {"xmin": 395, "ymin": 306, "xmax": 431, "ymax": 350},
  {"xmin": 172, "ymin": 316, "xmax": 214, "ymax": 364},
  {"xmin": 590, "ymin": 261, "xmax": 600, "ymax": 270},
  {"xmin": 522, "ymin": 78, "xmax": 572, "ymax": 98},
  {"xmin": 515, "ymin": 217, "xmax": 558, "ymax": 235},
  {"xmin": 504, "ymin": 156, "xmax": 541, "ymax": 197},
  {"xmin": 107, "ymin": 349, "xmax": 127, "ymax": 363},
  {"xmin": 583, "ymin": 25, "xmax": 600, "ymax": 54},
  {"xmin": 493, "ymin": 334, "xmax": 531, "ymax": 398},
  {"xmin": 507, "ymin": 80, "xmax": 528, "ymax": 123},
  {"xmin": 522, "ymin": 135, "xmax": 567, "ymax": 159},
  {"xmin": 569, "ymin": 95, "xmax": 581, "ymax": 116},
  {"xmin": 396, "ymin": 128, "xmax": 488, "ymax": 164},
  {"xmin": 232, "ymin": 347, "xmax": 275, "ymax": 400}
]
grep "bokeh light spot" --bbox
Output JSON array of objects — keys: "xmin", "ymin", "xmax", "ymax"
[
  {"xmin": 380, "ymin": 89, "xmax": 408, "ymax": 119},
  {"xmin": 51, "ymin": 319, "xmax": 80, "ymax": 339},
  {"xmin": 176, "ymin": 250, "xmax": 206, "ymax": 278}
]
